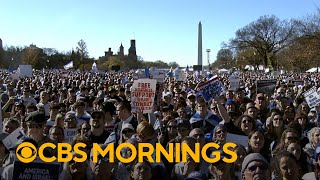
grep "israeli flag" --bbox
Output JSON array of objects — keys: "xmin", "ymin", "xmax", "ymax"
[{"xmin": 64, "ymin": 61, "xmax": 73, "ymax": 70}]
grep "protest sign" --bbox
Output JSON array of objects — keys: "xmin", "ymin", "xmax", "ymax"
[
  {"xmin": 18, "ymin": 65, "xmax": 33, "ymax": 78},
  {"xmin": 64, "ymin": 128, "xmax": 77, "ymax": 143},
  {"xmin": 2, "ymin": 128, "xmax": 26, "ymax": 150},
  {"xmin": 131, "ymin": 79, "xmax": 157, "ymax": 113},
  {"xmin": 303, "ymin": 86, "xmax": 320, "ymax": 108},
  {"xmin": 226, "ymin": 133, "xmax": 248, "ymax": 147},
  {"xmin": 256, "ymin": 79, "xmax": 277, "ymax": 95},
  {"xmin": 229, "ymin": 75, "xmax": 240, "ymax": 91},
  {"xmin": 198, "ymin": 77, "xmax": 225, "ymax": 102},
  {"xmin": 293, "ymin": 80, "xmax": 304, "ymax": 87},
  {"xmin": 13, "ymin": 159, "xmax": 60, "ymax": 180},
  {"xmin": 153, "ymin": 69, "xmax": 165, "ymax": 83}
]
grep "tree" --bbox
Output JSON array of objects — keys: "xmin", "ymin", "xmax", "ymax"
[
  {"xmin": 76, "ymin": 39, "xmax": 89, "ymax": 70},
  {"xmin": 229, "ymin": 15, "xmax": 296, "ymax": 69},
  {"xmin": 214, "ymin": 48, "xmax": 235, "ymax": 68},
  {"xmin": 168, "ymin": 61, "xmax": 179, "ymax": 68}
]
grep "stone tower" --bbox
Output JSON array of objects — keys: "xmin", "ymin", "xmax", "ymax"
[
  {"xmin": 118, "ymin": 43, "xmax": 124, "ymax": 56},
  {"xmin": 198, "ymin": 21, "xmax": 202, "ymax": 67}
]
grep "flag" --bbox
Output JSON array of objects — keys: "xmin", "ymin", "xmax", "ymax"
[{"xmin": 64, "ymin": 61, "xmax": 73, "ymax": 70}]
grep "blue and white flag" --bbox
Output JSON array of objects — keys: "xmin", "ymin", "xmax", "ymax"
[
  {"xmin": 198, "ymin": 77, "xmax": 225, "ymax": 102},
  {"xmin": 64, "ymin": 61, "xmax": 73, "ymax": 70}
]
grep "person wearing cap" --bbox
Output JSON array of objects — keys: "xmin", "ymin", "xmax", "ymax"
[
  {"xmin": 254, "ymin": 93, "xmax": 269, "ymax": 123},
  {"xmin": 119, "ymin": 123, "xmax": 135, "ymax": 144},
  {"xmin": 46, "ymin": 102, "xmax": 60, "ymax": 127},
  {"xmin": 25, "ymin": 111, "xmax": 56, "ymax": 156},
  {"xmin": 101, "ymin": 101, "xmax": 117, "ymax": 133},
  {"xmin": 88, "ymin": 111, "xmax": 110, "ymax": 144},
  {"xmin": 241, "ymin": 153, "xmax": 271, "ymax": 180},
  {"xmin": 163, "ymin": 92, "xmax": 174, "ymax": 109},
  {"xmin": 235, "ymin": 87, "xmax": 251, "ymax": 106}
]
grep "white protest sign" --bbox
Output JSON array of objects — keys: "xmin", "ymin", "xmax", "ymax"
[
  {"xmin": 226, "ymin": 133, "xmax": 248, "ymax": 147},
  {"xmin": 131, "ymin": 79, "xmax": 157, "ymax": 113},
  {"xmin": 2, "ymin": 128, "xmax": 26, "ymax": 149},
  {"xmin": 18, "ymin": 65, "xmax": 33, "ymax": 78},
  {"xmin": 229, "ymin": 75, "xmax": 240, "ymax": 91},
  {"xmin": 64, "ymin": 128, "xmax": 78, "ymax": 143},
  {"xmin": 303, "ymin": 87, "xmax": 320, "ymax": 108},
  {"xmin": 153, "ymin": 69, "xmax": 165, "ymax": 83}
]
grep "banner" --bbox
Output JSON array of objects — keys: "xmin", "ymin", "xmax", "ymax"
[
  {"xmin": 152, "ymin": 69, "xmax": 165, "ymax": 83},
  {"xmin": 18, "ymin": 65, "xmax": 33, "ymax": 78},
  {"xmin": 303, "ymin": 87, "xmax": 320, "ymax": 108},
  {"xmin": 229, "ymin": 75, "xmax": 240, "ymax": 91},
  {"xmin": 13, "ymin": 159, "xmax": 60, "ymax": 180},
  {"xmin": 293, "ymin": 80, "xmax": 304, "ymax": 87},
  {"xmin": 198, "ymin": 77, "xmax": 225, "ymax": 102},
  {"xmin": 131, "ymin": 79, "xmax": 156, "ymax": 113},
  {"xmin": 256, "ymin": 79, "xmax": 277, "ymax": 95}
]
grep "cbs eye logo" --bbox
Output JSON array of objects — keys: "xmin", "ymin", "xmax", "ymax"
[{"xmin": 16, "ymin": 142, "xmax": 37, "ymax": 163}]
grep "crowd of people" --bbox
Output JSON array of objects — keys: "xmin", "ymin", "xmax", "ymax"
[{"xmin": 0, "ymin": 69, "xmax": 319, "ymax": 180}]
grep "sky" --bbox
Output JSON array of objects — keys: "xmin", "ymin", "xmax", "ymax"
[{"xmin": 0, "ymin": 0, "xmax": 319, "ymax": 67}]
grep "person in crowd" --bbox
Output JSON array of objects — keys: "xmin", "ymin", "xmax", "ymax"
[
  {"xmin": 49, "ymin": 125, "xmax": 65, "ymax": 143},
  {"xmin": 114, "ymin": 101, "xmax": 138, "ymax": 145},
  {"xmin": 302, "ymin": 144, "xmax": 320, "ymax": 180},
  {"xmin": 88, "ymin": 110, "xmax": 110, "ymax": 144},
  {"xmin": 2, "ymin": 117, "xmax": 20, "ymax": 134},
  {"xmin": 241, "ymin": 153, "xmax": 271, "ymax": 180},
  {"xmin": 74, "ymin": 101, "xmax": 92, "ymax": 124},
  {"xmin": 46, "ymin": 102, "xmax": 60, "ymax": 127},
  {"xmin": 272, "ymin": 150, "xmax": 301, "ymax": 180},
  {"xmin": 37, "ymin": 91, "xmax": 50, "ymax": 117}
]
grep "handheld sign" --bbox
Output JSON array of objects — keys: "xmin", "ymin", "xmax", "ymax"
[
  {"xmin": 13, "ymin": 159, "xmax": 60, "ymax": 180},
  {"xmin": 131, "ymin": 79, "xmax": 157, "ymax": 113},
  {"xmin": 303, "ymin": 87, "xmax": 320, "ymax": 108},
  {"xmin": 198, "ymin": 77, "xmax": 225, "ymax": 102},
  {"xmin": 256, "ymin": 79, "xmax": 277, "ymax": 95},
  {"xmin": 226, "ymin": 133, "xmax": 248, "ymax": 147},
  {"xmin": 18, "ymin": 65, "xmax": 33, "ymax": 78},
  {"xmin": 64, "ymin": 128, "xmax": 77, "ymax": 143},
  {"xmin": 229, "ymin": 75, "xmax": 240, "ymax": 91},
  {"xmin": 2, "ymin": 128, "xmax": 26, "ymax": 150}
]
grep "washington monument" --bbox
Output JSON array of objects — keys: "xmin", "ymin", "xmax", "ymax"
[{"xmin": 198, "ymin": 21, "xmax": 202, "ymax": 68}]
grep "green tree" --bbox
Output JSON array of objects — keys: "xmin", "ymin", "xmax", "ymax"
[
  {"xmin": 214, "ymin": 48, "xmax": 235, "ymax": 68},
  {"xmin": 229, "ymin": 15, "xmax": 296, "ymax": 69}
]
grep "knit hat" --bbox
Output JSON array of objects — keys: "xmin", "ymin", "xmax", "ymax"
[{"xmin": 241, "ymin": 153, "xmax": 269, "ymax": 174}]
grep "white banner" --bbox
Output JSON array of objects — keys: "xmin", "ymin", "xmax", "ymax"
[
  {"xmin": 64, "ymin": 128, "xmax": 77, "ymax": 143},
  {"xmin": 229, "ymin": 75, "xmax": 240, "ymax": 91},
  {"xmin": 303, "ymin": 87, "xmax": 320, "ymax": 108},
  {"xmin": 2, "ymin": 128, "xmax": 26, "ymax": 150},
  {"xmin": 131, "ymin": 79, "xmax": 157, "ymax": 113}
]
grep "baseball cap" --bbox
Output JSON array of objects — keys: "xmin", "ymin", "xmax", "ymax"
[{"xmin": 25, "ymin": 111, "xmax": 46, "ymax": 124}]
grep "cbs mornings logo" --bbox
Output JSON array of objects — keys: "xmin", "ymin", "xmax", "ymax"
[{"xmin": 16, "ymin": 142, "xmax": 238, "ymax": 164}]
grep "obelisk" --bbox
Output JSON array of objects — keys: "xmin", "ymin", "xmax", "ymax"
[{"xmin": 198, "ymin": 21, "xmax": 202, "ymax": 69}]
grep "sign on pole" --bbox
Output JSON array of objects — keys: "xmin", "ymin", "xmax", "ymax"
[
  {"xmin": 303, "ymin": 87, "xmax": 320, "ymax": 108},
  {"xmin": 198, "ymin": 77, "xmax": 225, "ymax": 102},
  {"xmin": 131, "ymin": 79, "xmax": 157, "ymax": 113}
]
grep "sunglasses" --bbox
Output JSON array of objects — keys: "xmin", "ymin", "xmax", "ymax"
[
  {"xmin": 64, "ymin": 118, "xmax": 76, "ymax": 122},
  {"xmin": 247, "ymin": 164, "xmax": 268, "ymax": 172},
  {"xmin": 286, "ymin": 136, "xmax": 298, "ymax": 141},
  {"xmin": 258, "ymin": 97, "xmax": 265, "ymax": 100},
  {"xmin": 122, "ymin": 129, "xmax": 134, "ymax": 134},
  {"xmin": 192, "ymin": 133, "xmax": 204, "ymax": 138},
  {"xmin": 92, "ymin": 116, "xmax": 102, "ymax": 119},
  {"xmin": 27, "ymin": 123, "xmax": 42, "ymax": 129},
  {"xmin": 216, "ymin": 130, "xmax": 226, "ymax": 134}
]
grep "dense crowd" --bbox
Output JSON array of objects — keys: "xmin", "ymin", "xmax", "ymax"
[{"xmin": 0, "ymin": 69, "xmax": 319, "ymax": 180}]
